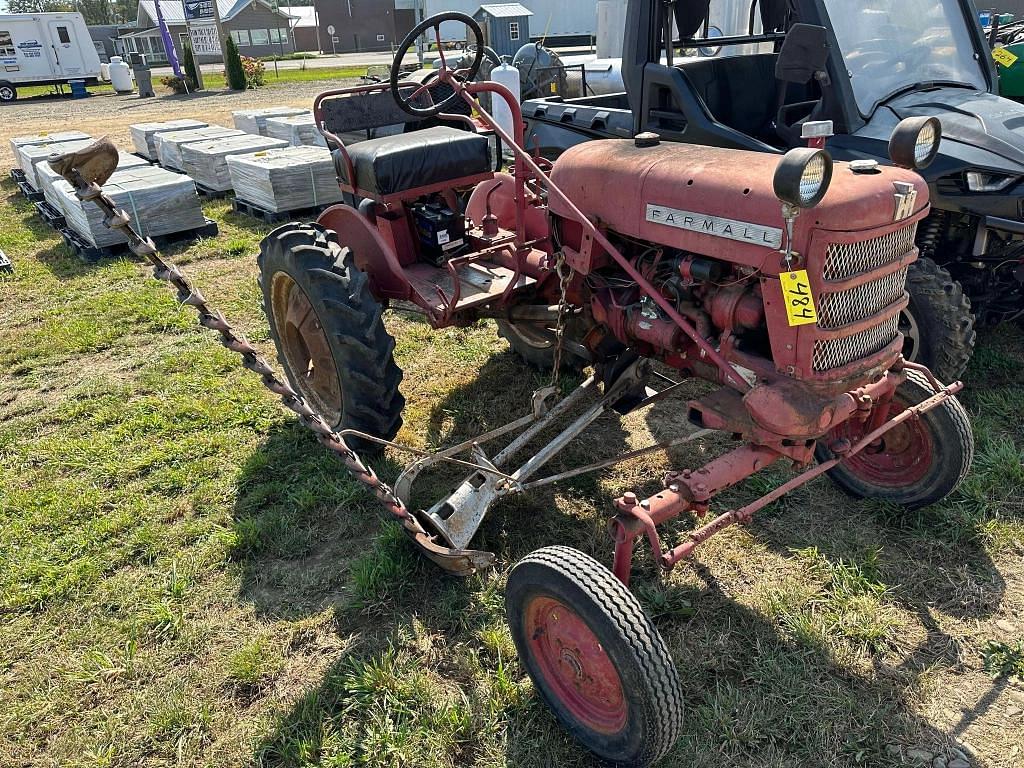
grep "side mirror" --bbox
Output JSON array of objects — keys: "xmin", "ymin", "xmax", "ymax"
[{"xmin": 776, "ymin": 24, "xmax": 830, "ymax": 84}]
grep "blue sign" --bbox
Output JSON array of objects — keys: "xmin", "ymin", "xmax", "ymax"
[{"xmin": 183, "ymin": 0, "xmax": 214, "ymax": 21}]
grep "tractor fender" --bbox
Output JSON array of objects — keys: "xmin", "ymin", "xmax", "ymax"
[
  {"xmin": 465, "ymin": 172, "xmax": 550, "ymax": 242},
  {"xmin": 317, "ymin": 203, "xmax": 412, "ymax": 302}
]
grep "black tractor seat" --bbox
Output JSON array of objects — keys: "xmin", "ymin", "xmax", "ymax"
[{"xmin": 333, "ymin": 125, "xmax": 492, "ymax": 198}]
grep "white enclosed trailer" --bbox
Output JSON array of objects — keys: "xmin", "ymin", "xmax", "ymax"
[{"xmin": 0, "ymin": 13, "xmax": 101, "ymax": 102}]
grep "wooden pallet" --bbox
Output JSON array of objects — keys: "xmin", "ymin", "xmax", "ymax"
[
  {"xmin": 61, "ymin": 218, "xmax": 219, "ymax": 263},
  {"xmin": 10, "ymin": 168, "xmax": 26, "ymax": 183},
  {"xmin": 17, "ymin": 180, "xmax": 43, "ymax": 202},
  {"xmin": 0, "ymin": 248, "xmax": 11, "ymax": 273},
  {"xmin": 34, "ymin": 200, "xmax": 66, "ymax": 230},
  {"xmin": 231, "ymin": 197, "xmax": 330, "ymax": 225},
  {"xmin": 194, "ymin": 183, "xmax": 233, "ymax": 200}
]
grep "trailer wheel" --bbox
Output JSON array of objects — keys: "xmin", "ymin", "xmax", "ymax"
[
  {"xmin": 817, "ymin": 370, "xmax": 973, "ymax": 509},
  {"xmin": 0, "ymin": 82, "xmax": 16, "ymax": 103},
  {"xmin": 258, "ymin": 223, "xmax": 404, "ymax": 454},
  {"xmin": 506, "ymin": 546, "xmax": 684, "ymax": 767},
  {"xmin": 497, "ymin": 319, "xmax": 586, "ymax": 372},
  {"xmin": 901, "ymin": 258, "xmax": 976, "ymax": 383}
]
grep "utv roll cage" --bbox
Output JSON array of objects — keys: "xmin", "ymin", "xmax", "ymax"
[{"xmin": 622, "ymin": 0, "xmax": 998, "ymax": 140}]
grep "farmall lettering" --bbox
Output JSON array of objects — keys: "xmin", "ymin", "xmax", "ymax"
[{"xmin": 646, "ymin": 204, "xmax": 784, "ymax": 248}]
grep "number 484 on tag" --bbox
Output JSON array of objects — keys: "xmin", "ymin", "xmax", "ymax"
[{"xmin": 780, "ymin": 270, "xmax": 818, "ymax": 327}]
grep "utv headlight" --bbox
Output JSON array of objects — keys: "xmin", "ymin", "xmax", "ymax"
[
  {"xmin": 889, "ymin": 116, "xmax": 941, "ymax": 170},
  {"xmin": 965, "ymin": 171, "xmax": 1020, "ymax": 192},
  {"xmin": 774, "ymin": 147, "xmax": 833, "ymax": 209}
]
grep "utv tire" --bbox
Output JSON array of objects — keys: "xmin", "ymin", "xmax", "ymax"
[
  {"xmin": 506, "ymin": 546, "xmax": 684, "ymax": 767},
  {"xmin": 817, "ymin": 370, "xmax": 973, "ymax": 510},
  {"xmin": 497, "ymin": 319, "xmax": 586, "ymax": 373},
  {"xmin": 901, "ymin": 258, "xmax": 976, "ymax": 383},
  {"xmin": 258, "ymin": 223, "xmax": 404, "ymax": 455}
]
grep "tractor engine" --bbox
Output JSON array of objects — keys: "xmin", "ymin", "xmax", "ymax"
[{"xmin": 548, "ymin": 137, "xmax": 930, "ymax": 440}]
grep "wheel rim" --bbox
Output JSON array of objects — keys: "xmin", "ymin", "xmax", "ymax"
[
  {"xmin": 525, "ymin": 595, "xmax": 628, "ymax": 735},
  {"xmin": 826, "ymin": 397, "xmax": 933, "ymax": 487},
  {"xmin": 270, "ymin": 272, "xmax": 343, "ymax": 423},
  {"xmin": 506, "ymin": 321, "xmax": 555, "ymax": 351},
  {"xmin": 0, "ymin": 86, "xmax": 14, "ymax": 101},
  {"xmin": 899, "ymin": 308, "xmax": 921, "ymax": 363}
]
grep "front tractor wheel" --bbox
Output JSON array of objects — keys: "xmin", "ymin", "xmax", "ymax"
[
  {"xmin": 900, "ymin": 258, "xmax": 976, "ymax": 383},
  {"xmin": 258, "ymin": 223, "xmax": 404, "ymax": 454},
  {"xmin": 817, "ymin": 370, "xmax": 973, "ymax": 510},
  {"xmin": 506, "ymin": 547, "xmax": 684, "ymax": 767}
]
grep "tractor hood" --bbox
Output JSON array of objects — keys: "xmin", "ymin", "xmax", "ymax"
[
  {"xmin": 549, "ymin": 140, "xmax": 929, "ymax": 270},
  {"xmin": 845, "ymin": 88, "xmax": 1024, "ymax": 175}
]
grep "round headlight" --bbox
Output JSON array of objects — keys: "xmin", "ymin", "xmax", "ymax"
[
  {"xmin": 773, "ymin": 147, "xmax": 834, "ymax": 209},
  {"xmin": 889, "ymin": 116, "xmax": 942, "ymax": 170}
]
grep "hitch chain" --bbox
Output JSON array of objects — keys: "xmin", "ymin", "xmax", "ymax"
[
  {"xmin": 63, "ymin": 172, "xmax": 433, "ymax": 545},
  {"xmin": 550, "ymin": 251, "xmax": 573, "ymax": 390}
]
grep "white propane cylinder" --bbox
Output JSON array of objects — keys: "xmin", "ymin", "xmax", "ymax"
[
  {"xmin": 490, "ymin": 60, "xmax": 521, "ymax": 143},
  {"xmin": 100, "ymin": 62, "xmax": 111, "ymax": 82},
  {"xmin": 108, "ymin": 57, "xmax": 134, "ymax": 93}
]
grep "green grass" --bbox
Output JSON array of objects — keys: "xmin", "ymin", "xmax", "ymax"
[
  {"xmin": 1, "ymin": 176, "xmax": 1023, "ymax": 767},
  {"xmin": 13, "ymin": 64, "xmax": 371, "ymax": 100}
]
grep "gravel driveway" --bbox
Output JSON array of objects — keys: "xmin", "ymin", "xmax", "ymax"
[{"xmin": 1, "ymin": 79, "xmax": 359, "ymax": 169}]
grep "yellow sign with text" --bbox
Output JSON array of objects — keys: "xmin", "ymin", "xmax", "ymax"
[
  {"xmin": 780, "ymin": 270, "xmax": 819, "ymax": 327},
  {"xmin": 993, "ymin": 47, "xmax": 1019, "ymax": 68}
]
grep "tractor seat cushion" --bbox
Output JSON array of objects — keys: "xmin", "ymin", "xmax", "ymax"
[{"xmin": 334, "ymin": 126, "xmax": 491, "ymax": 197}]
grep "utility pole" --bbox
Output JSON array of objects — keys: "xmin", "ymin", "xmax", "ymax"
[{"xmin": 211, "ymin": 0, "xmax": 227, "ymax": 73}]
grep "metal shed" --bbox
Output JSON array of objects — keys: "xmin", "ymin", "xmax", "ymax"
[{"xmin": 473, "ymin": 3, "xmax": 533, "ymax": 58}]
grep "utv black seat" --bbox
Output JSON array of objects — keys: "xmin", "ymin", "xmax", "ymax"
[
  {"xmin": 676, "ymin": 54, "xmax": 781, "ymax": 140},
  {"xmin": 333, "ymin": 125, "xmax": 492, "ymax": 198}
]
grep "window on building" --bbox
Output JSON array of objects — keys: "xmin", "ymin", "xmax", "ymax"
[
  {"xmin": 250, "ymin": 28, "xmax": 270, "ymax": 45},
  {"xmin": 269, "ymin": 28, "xmax": 283, "ymax": 44},
  {"xmin": 0, "ymin": 31, "xmax": 15, "ymax": 58},
  {"xmin": 56, "ymin": 26, "xmax": 71, "ymax": 44},
  {"xmin": 231, "ymin": 29, "xmax": 251, "ymax": 46},
  {"xmin": 509, "ymin": 22, "xmax": 520, "ymax": 41}
]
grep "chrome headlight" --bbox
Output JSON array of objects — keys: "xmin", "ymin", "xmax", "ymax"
[
  {"xmin": 889, "ymin": 116, "xmax": 942, "ymax": 170},
  {"xmin": 773, "ymin": 147, "xmax": 834, "ymax": 209},
  {"xmin": 965, "ymin": 171, "xmax": 1020, "ymax": 192}
]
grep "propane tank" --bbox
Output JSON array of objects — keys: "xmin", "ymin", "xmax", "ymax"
[
  {"xmin": 108, "ymin": 56, "xmax": 134, "ymax": 93},
  {"xmin": 490, "ymin": 58, "xmax": 521, "ymax": 142}
]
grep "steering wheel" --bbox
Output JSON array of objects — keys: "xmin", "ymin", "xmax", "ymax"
[{"xmin": 390, "ymin": 12, "xmax": 485, "ymax": 118}]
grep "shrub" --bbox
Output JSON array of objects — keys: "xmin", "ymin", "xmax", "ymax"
[
  {"xmin": 240, "ymin": 56, "xmax": 265, "ymax": 88},
  {"xmin": 224, "ymin": 36, "xmax": 246, "ymax": 90},
  {"xmin": 182, "ymin": 40, "xmax": 201, "ymax": 91},
  {"xmin": 160, "ymin": 75, "xmax": 191, "ymax": 94}
]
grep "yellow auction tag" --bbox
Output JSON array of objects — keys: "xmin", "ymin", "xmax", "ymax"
[
  {"xmin": 780, "ymin": 270, "xmax": 819, "ymax": 327},
  {"xmin": 993, "ymin": 46, "xmax": 1019, "ymax": 67}
]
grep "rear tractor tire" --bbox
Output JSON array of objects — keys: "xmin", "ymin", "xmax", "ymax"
[
  {"xmin": 258, "ymin": 223, "xmax": 404, "ymax": 455},
  {"xmin": 816, "ymin": 369, "xmax": 973, "ymax": 510},
  {"xmin": 900, "ymin": 258, "xmax": 976, "ymax": 383},
  {"xmin": 506, "ymin": 546, "xmax": 684, "ymax": 767}
]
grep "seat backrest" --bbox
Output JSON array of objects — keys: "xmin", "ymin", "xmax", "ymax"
[{"xmin": 676, "ymin": 54, "xmax": 779, "ymax": 137}]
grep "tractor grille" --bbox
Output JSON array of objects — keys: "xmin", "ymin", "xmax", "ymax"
[
  {"xmin": 813, "ymin": 314, "xmax": 901, "ymax": 372},
  {"xmin": 822, "ymin": 225, "xmax": 916, "ymax": 281},
  {"xmin": 816, "ymin": 267, "xmax": 908, "ymax": 329}
]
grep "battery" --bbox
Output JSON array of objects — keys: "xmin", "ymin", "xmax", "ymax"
[{"xmin": 411, "ymin": 199, "xmax": 466, "ymax": 265}]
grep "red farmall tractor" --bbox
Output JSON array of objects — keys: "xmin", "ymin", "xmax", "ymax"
[
  {"xmin": 250, "ymin": 13, "xmax": 975, "ymax": 765},
  {"xmin": 214, "ymin": 12, "xmax": 975, "ymax": 766}
]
